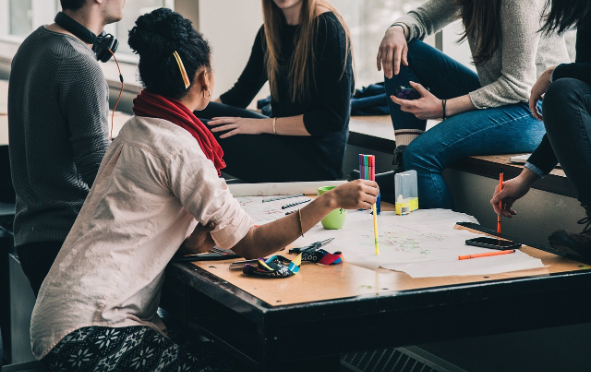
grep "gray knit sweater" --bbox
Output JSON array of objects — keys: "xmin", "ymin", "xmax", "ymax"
[
  {"xmin": 8, "ymin": 26, "xmax": 110, "ymax": 246},
  {"xmin": 396, "ymin": 0, "xmax": 570, "ymax": 109}
]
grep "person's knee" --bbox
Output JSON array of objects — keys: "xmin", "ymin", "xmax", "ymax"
[
  {"xmin": 406, "ymin": 39, "xmax": 430, "ymax": 55},
  {"xmin": 543, "ymin": 78, "xmax": 589, "ymax": 125},
  {"xmin": 403, "ymin": 140, "xmax": 434, "ymax": 171}
]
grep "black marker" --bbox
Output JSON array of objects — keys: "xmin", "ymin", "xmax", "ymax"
[{"xmin": 281, "ymin": 199, "xmax": 311, "ymax": 209}]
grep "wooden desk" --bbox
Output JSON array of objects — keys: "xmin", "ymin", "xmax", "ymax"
[{"xmin": 161, "ymin": 213, "xmax": 591, "ymax": 371}]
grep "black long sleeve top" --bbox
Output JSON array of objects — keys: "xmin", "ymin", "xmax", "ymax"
[
  {"xmin": 220, "ymin": 12, "xmax": 354, "ymax": 180},
  {"xmin": 527, "ymin": 13, "xmax": 591, "ymax": 176}
]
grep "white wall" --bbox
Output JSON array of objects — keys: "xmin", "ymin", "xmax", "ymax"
[
  {"xmin": 198, "ymin": 0, "xmax": 268, "ymax": 102},
  {"xmin": 440, "ymin": 20, "xmax": 474, "ymax": 71}
]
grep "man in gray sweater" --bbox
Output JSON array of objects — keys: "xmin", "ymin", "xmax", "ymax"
[{"xmin": 8, "ymin": 0, "xmax": 125, "ymax": 296}]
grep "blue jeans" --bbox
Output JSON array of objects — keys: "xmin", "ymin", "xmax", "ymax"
[{"xmin": 384, "ymin": 40, "xmax": 546, "ymax": 209}]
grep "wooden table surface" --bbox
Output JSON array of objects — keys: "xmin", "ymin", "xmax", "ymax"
[
  {"xmin": 190, "ymin": 210, "xmax": 588, "ymax": 307},
  {"xmin": 163, "ymin": 212, "xmax": 591, "ymax": 370}
]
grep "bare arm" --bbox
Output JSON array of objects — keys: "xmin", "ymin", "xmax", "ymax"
[
  {"xmin": 232, "ymin": 180, "xmax": 379, "ymax": 259},
  {"xmin": 208, "ymin": 115, "xmax": 311, "ymax": 138}
]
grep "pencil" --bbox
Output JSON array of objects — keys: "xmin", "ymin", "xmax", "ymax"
[
  {"xmin": 458, "ymin": 249, "xmax": 515, "ymax": 260},
  {"xmin": 281, "ymin": 199, "xmax": 311, "ymax": 209},
  {"xmin": 372, "ymin": 204, "xmax": 379, "ymax": 255},
  {"xmin": 497, "ymin": 172, "xmax": 503, "ymax": 236},
  {"xmin": 370, "ymin": 155, "xmax": 379, "ymax": 255}
]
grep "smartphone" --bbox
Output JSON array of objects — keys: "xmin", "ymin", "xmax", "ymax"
[
  {"xmin": 465, "ymin": 237, "xmax": 522, "ymax": 250},
  {"xmin": 395, "ymin": 85, "xmax": 429, "ymax": 100}
]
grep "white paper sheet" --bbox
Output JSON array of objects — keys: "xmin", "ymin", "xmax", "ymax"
[
  {"xmin": 235, "ymin": 194, "xmax": 545, "ymax": 277},
  {"xmin": 291, "ymin": 209, "xmax": 546, "ymax": 277},
  {"xmin": 234, "ymin": 195, "xmax": 314, "ymax": 225},
  {"xmin": 386, "ymin": 251, "xmax": 544, "ymax": 278},
  {"xmin": 294, "ymin": 210, "xmax": 545, "ymax": 277},
  {"xmin": 228, "ymin": 181, "xmax": 346, "ymax": 197}
]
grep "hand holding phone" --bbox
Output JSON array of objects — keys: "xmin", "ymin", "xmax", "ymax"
[
  {"xmin": 465, "ymin": 237, "xmax": 521, "ymax": 250},
  {"xmin": 395, "ymin": 85, "xmax": 430, "ymax": 100}
]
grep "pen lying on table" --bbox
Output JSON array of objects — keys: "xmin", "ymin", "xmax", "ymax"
[
  {"xmin": 172, "ymin": 247, "xmax": 241, "ymax": 262},
  {"xmin": 458, "ymin": 249, "xmax": 515, "ymax": 260},
  {"xmin": 289, "ymin": 238, "xmax": 334, "ymax": 254}
]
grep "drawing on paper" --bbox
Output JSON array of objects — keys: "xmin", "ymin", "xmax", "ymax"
[{"xmin": 360, "ymin": 231, "xmax": 431, "ymax": 257}]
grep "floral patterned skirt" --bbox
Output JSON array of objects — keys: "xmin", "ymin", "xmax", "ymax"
[{"xmin": 41, "ymin": 326, "xmax": 235, "ymax": 372}]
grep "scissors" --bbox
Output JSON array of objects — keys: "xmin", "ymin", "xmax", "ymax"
[{"xmin": 288, "ymin": 238, "xmax": 334, "ymax": 254}]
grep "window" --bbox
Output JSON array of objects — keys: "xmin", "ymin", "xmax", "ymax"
[
  {"xmin": 0, "ymin": 0, "xmax": 57, "ymax": 38},
  {"xmin": 9, "ymin": 0, "xmax": 33, "ymax": 36},
  {"xmin": 0, "ymin": 0, "xmax": 173, "ymax": 56},
  {"xmin": 112, "ymin": 0, "xmax": 174, "ymax": 55},
  {"xmin": 332, "ymin": 0, "xmax": 430, "ymax": 88}
]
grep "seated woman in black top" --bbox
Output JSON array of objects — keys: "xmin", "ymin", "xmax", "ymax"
[
  {"xmin": 491, "ymin": 0, "xmax": 591, "ymax": 259},
  {"xmin": 197, "ymin": 0, "xmax": 354, "ymax": 182}
]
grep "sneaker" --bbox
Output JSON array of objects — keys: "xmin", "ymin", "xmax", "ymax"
[
  {"xmin": 392, "ymin": 145, "xmax": 407, "ymax": 172},
  {"xmin": 548, "ymin": 210, "xmax": 591, "ymax": 260}
]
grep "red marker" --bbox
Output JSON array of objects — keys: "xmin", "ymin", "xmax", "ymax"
[
  {"xmin": 497, "ymin": 172, "xmax": 503, "ymax": 236},
  {"xmin": 459, "ymin": 249, "xmax": 515, "ymax": 260}
]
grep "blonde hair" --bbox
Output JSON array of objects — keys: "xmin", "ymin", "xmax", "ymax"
[{"xmin": 262, "ymin": 0, "xmax": 352, "ymax": 102}]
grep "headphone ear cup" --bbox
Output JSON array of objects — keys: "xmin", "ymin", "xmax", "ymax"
[{"xmin": 94, "ymin": 34, "xmax": 119, "ymax": 63}]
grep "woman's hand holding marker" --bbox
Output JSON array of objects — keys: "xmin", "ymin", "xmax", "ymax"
[
  {"xmin": 329, "ymin": 179, "xmax": 380, "ymax": 210},
  {"xmin": 490, "ymin": 169, "xmax": 539, "ymax": 218}
]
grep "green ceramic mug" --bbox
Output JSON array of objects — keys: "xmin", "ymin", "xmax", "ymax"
[{"xmin": 318, "ymin": 186, "xmax": 346, "ymax": 230}]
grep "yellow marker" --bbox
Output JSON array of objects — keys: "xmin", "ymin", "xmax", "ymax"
[
  {"xmin": 372, "ymin": 204, "xmax": 379, "ymax": 255},
  {"xmin": 288, "ymin": 253, "xmax": 302, "ymax": 274},
  {"xmin": 258, "ymin": 259, "xmax": 273, "ymax": 271}
]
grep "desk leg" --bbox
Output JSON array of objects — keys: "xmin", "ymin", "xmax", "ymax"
[{"xmin": 262, "ymin": 326, "xmax": 341, "ymax": 372}]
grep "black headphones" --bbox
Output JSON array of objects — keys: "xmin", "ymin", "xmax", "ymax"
[{"xmin": 54, "ymin": 12, "xmax": 119, "ymax": 63}]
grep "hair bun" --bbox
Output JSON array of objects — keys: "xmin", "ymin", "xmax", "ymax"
[{"xmin": 128, "ymin": 7, "xmax": 195, "ymax": 57}]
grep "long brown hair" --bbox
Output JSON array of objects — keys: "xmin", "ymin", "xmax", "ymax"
[
  {"xmin": 262, "ymin": 0, "xmax": 352, "ymax": 102},
  {"xmin": 456, "ymin": 0, "xmax": 503, "ymax": 66},
  {"xmin": 540, "ymin": 0, "xmax": 591, "ymax": 35}
]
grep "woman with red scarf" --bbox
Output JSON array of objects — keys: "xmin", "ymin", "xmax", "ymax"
[{"xmin": 29, "ymin": 8, "xmax": 378, "ymax": 372}]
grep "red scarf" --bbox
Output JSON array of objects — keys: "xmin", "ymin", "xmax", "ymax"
[{"xmin": 133, "ymin": 90, "xmax": 225, "ymax": 175}]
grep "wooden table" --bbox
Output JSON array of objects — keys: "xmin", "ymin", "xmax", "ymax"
[{"xmin": 161, "ymin": 205, "xmax": 591, "ymax": 371}]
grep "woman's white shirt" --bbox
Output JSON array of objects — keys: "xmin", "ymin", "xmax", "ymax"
[{"xmin": 30, "ymin": 115, "xmax": 253, "ymax": 359}]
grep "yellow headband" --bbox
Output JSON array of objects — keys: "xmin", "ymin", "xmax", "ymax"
[{"xmin": 172, "ymin": 50, "xmax": 190, "ymax": 89}]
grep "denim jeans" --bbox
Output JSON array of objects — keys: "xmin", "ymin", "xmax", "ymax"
[
  {"xmin": 542, "ymin": 78, "xmax": 591, "ymax": 208},
  {"xmin": 384, "ymin": 40, "xmax": 546, "ymax": 209}
]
